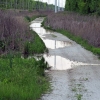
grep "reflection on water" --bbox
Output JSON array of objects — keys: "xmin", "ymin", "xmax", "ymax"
[
  {"xmin": 30, "ymin": 23, "xmax": 54, "ymax": 37},
  {"xmin": 30, "ymin": 18, "xmax": 100, "ymax": 70},
  {"xmin": 30, "ymin": 23, "xmax": 41, "ymax": 28},
  {"xmin": 44, "ymin": 54, "xmax": 100, "ymax": 70},
  {"xmin": 43, "ymin": 39, "xmax": 71, "ymax": 49},
  {"xmin": 30, "ymin": 20, "xmax": 72, "ymax": 49},
  {"xmin": 44, "ymin": 55, "xmax": 71, "ymax": 70}
]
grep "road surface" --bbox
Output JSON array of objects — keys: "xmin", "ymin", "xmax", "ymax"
[{"xmin": 30, "ymin": 18, "xmax": 100, "ymax": 100}]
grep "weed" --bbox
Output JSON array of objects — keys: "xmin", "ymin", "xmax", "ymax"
[
  {"xmin": 77, "ymin": 84, "xmax": 82, "ymax": 87},
  {"xmin": 51, "ymin": 34, "xmax": 57, "ymax": 37},
  {"xmin": 85, "ymin": 78, "xmax": 88, "ymax": 81},
  {"xmin": 76, "ymin": 94, "xmax": 83, "ymax": 100},
  {"xmin": 72, "ymin": 87, "xmax": 77, "ymax": 92}
]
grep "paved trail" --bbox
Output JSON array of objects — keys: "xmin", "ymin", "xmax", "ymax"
[{"xmin": 30, "ymin": 18, "xmax": 100, "ymax": 100}]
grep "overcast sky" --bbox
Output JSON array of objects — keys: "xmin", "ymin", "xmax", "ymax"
[{"xmin": 34, "ymin": 0, "xmax": 66, "ymax": 7}]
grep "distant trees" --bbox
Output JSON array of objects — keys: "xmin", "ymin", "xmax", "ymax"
[
  {"xmin": 65, "ymin": 0, "xmax": 100, "ymax": 15},
  {"xmin": 0, "ymin": 0, "xmax": 55, "ymax": 11},
  {"xmin": 0, "ymin": 0, "xmax": 36, "ymax": 10}
]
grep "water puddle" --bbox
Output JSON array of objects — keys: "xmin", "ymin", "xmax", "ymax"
[
  {"xmin": 30, "ymin": 23, "xmax": 41, "ymax": 28},
  {"xmin": 44, "ymin": 54, "xmax": 100, "ymax": 70},
  {"xmin": 43, "ymin": 39, "xmax": 71, "ymax": 49},
  {"xmin": 30, "ymin": 18, "xmax": 100, "ymax": 70},
  {"xmin": 30, "ymin": 23, "xmax": 52, "ymax": 37},
  {"xmin": 30, "ymin": 20, "xmax": 72, "ymax": 50},
  {"xmin": 44, "ymin": 55, "xmax": 71, "ymax": 70}
]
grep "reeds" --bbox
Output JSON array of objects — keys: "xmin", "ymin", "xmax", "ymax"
[{"xmin": 44, "ymin": 12, "xmax": 100, "ymax": 47}]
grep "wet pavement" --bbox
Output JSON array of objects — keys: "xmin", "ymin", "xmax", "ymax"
[{"xmin": 30, "ymin": 17, "xmax": 100, "ymax": 100}]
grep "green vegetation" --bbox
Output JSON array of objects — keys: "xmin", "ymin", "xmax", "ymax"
[
  {"xmin": 25, "ymin": 15, "xmax": 46, "ymax": 22},
  {"xmin": 42, "ymin": 19, "xmax": 100, "ymax": 58},
  {"xmin": 0, "ymin": 0, "xmax": 55, "ymax": 11},
  {"xmin": 65, "ymin": 0, "xmax": 100, "ymax": 15},
  {"xmin": 76, "ymin": 94, "xmax": 83, "ymax": 100},
  {"xmin": 72, "ymin": 87, "xmax": 77, "ymax": 92},
  {"xmin": 0, "ymin": 10, "xmax": 50, "ymax": 99},
  {"xmin": 24, "ymin": 16, "xmax": 47, "ymax": 55},
  {"xmin": 0, "ymin": 57, "xmax": 50, "ymax": 100},
  {"xmin": 25, "ymin": 16, "xmax": 37, "ymax": 22},
  {"xmin": 0, "ymin": 0, "xmax": 35, "ymax": 10},
  {"xmin": 24, "ymin": 30, "xmax": 47, "ymax": 56},
  {"xmin": 41, "ymin": 17, "xmax": 56, "ymax": 31}
]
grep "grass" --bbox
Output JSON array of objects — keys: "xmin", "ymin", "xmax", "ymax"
[
  {"xmin": 0, "ymin": 14, "xmax": 50, "ymax": 100},
  {"xmin": 42, "ymin": 18, "xmax": 100, "ymax": 58},
  {"xmin": 76, "ymin": 94, "xmax": 83, "ymax": 100},
  {"xmin": 57, "ymin": 30, "xmax": 100, "ymax": 56},
  {"xmin": 0, "ymin": 57, "xmax": 50, "ymax": 100},
  {"xmin": 24, "ymin": 16, "xmax": 48, "ymax": 56},
  {"xmin": 25, "ymin": 16, "xmax": 38, "ymax": 22},
  {"xmin": 24, "ymin": 30, "xmax": 47, "ymax": 56},
  {"xmin": 72, "ymin": 87, "xmax": 77, "ymax": 92}
]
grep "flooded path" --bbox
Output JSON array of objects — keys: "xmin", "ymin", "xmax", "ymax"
[{"xmin": 30, "ymin": 18, "xmax": 100, "ymax": 100}]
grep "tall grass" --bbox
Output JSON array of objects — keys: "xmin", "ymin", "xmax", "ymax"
[
  {"xmin": 0, "ymin": 58, "xmax": 50, "ymax": 100},
  {"xmin": 44, "ymin": 12, "xmax": 100, "ymax": 47},
  {"xmin": 24, "ymin": 30, "xmax": 47, "ymax": 57},
  {"xmin": 0, "ymin": 10, "xmax": 50, "ymax": 55},
  {"xmin": 0, "ymin": 10, "xmax": 51, "ymax": 99},
  {"xmin": 0, "ymin": 10, "xmax": 29, "ymax": 54},
  {"xmin": 43, "ymin": 12, "xmax": 100, "ymax": 56}
]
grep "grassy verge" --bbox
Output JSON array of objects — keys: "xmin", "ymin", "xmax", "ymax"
[
  {"xmin": 0, "ymin": 57, "xmax": 50, "ymax": 100},
  {"xmin": 24, "ymin": 30, "xmax": 47, "ymax": 56},
  {"xmin": 42, "ymin": 18, "xmax": 100, "ymax": 57},
  {"xmin": 24, "ymin": 16, "xmax": 48, "ymax": 56}
]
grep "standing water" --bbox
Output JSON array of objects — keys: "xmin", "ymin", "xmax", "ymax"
[
  {"xmin": 30, "ymin": 17, "xmax": 99, "ymax": 70},
  {"xmin": 30, "ymin": 17, "xmax": 100, "ymax": 100},
  {"xmin": 30, "ymin": 17, "xmax": 74, "ymax": 70}
]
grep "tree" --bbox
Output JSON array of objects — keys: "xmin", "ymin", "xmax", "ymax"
[{"xmin": 65, "ymin": 0, "xmax": 100, "ymax": 15}]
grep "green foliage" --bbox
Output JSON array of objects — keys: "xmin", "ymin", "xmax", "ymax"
[
  {"xmin": 0, "ymin": 0, "xmax": 55, "ymax": 11},
  {"xmin": 0, "ymin": 9, "xmax": 50, "ymax": 99},
  {"xmin": 65, "ymin": 0, "xmax": 100, "ymax": 15},
  {"xmin": 0, "ymin": 0, "xmax": 38, "ymax": 10},
  {"xmin": 0, "ymin": 57, "xmax": 50, "ymax": 100},
  {"xmin": 0, "ymin": 40, "xmax": 5, "ymax": 51},
  {"xmin": 65, "ymin": 0, "xmax": 78, "ymax": 11},
  {"xmin": 24, "ymin": 30, "xmax": 46, "ymax": 56},
  {"xmin": 78, "ymin": 1, "xmax": 87, "ymax": 14},
  {"xmin": 25, "ymin": 15, "xmax": 46, "ymax": 22},
  {"xmin": 76, "ymin": 94, "xmax": 82, "ymax": 100}
]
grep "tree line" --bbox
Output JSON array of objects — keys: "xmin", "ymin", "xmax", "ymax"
[
  {"xmin": 0, "ymin": 0, "xmax": 55, "ymax": 11},
  {"xmin": 65, "ymin": 0, "xmax": 100, "ymax": 15}
]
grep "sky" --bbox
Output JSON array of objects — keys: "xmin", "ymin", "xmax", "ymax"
[{"xmin": 34, "ymin": 0, "xmax": 66, "ymax": 7}]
